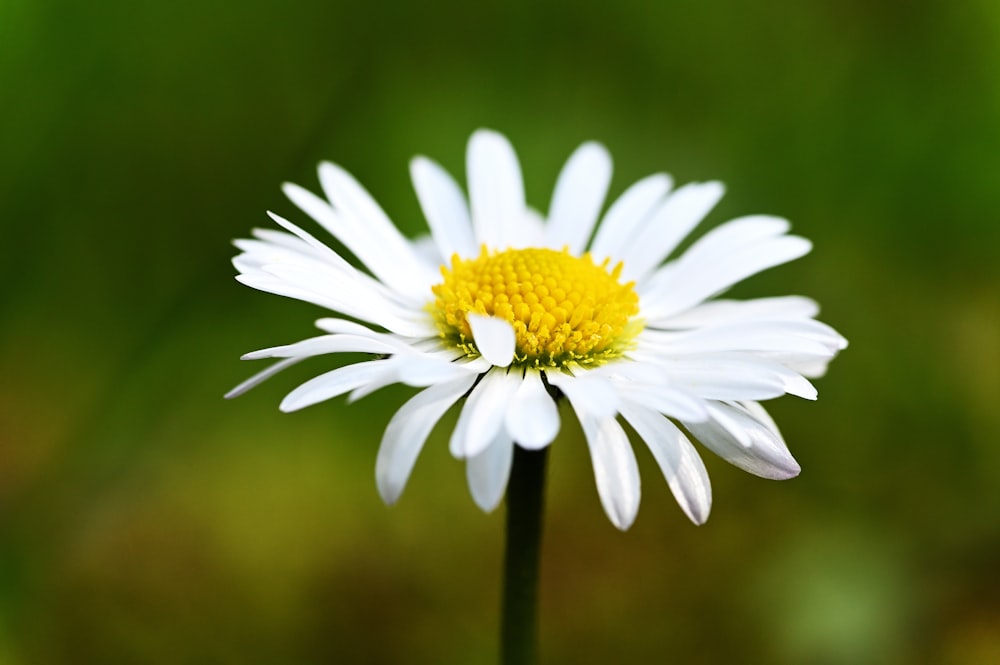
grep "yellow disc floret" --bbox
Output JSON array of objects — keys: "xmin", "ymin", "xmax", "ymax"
[{"xmin": 430, "ymin": 246, "xmax": 642, "ymax": 367}]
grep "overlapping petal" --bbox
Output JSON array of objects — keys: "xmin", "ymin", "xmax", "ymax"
[{"xmin": 230, "ymin": 128, "xmax": 844, "ymax": 528}]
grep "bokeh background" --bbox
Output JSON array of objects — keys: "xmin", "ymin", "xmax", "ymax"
[{"xmin": 3, "ymin": 1, "xmax": 999, "ymax": 663}]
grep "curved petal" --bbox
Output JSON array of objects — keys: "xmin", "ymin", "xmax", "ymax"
[
  {"xmin": 574, "ymin": 409, "xmax": 641, "ymax": 531},
  {"xmin": 630, "ymin": 352, "xmax": 816, "ymax": 401},
  {"xmin": 225, "ymin": 357, "xmax": 306, "ymax": 399},
  {"xmin": 317, "ymin": 162, "xmax": 440, "ymax": 294},
  {"xmin": 376, "ymin": 375, "xmax": 478, "ymax": 504},
  {"xmin": 279, "ymin": 359, "xmax": 390, "ymax": 412},
  {"xmin": 684, "ymin": 401, "xmax": 800, "ymax": 480},
  {"xmin": 516, "ymin": 207, "xmax": 547, "ymax": 248},
  {"xmin": 613, "ymin": 380, "xmax": 709, "ymax": 423},
  {"xmin": 617, "ymin": 181, "xmax": 725, "ymax": 281},
  {"xmin": 236, "ymin": 255, "xmax": 434, "ymax": 338},
  {"xmin": 546, "ymin": 141, "xmax": 612, "ymax": 254},
  {"xmin": 505, "ymin": 370, "xmax": 560, "ymax": 449},
  {"xmin": 466, "ymin": 429, "xmax": 514, "ymax": 512},
  {"xmin": 450, "ymin": 370, "xmax": 521, "ymax": 458},
  {"xmin": 545, "ymin": 371, "xmax": 620, "ymax": 420},
  {"xmin": 467, "ymin": 130, "xmax": 526, "ymax": 250},
  {"xmin": 638, "ymin": 321, "xmax": 840, "ymax": 357},
  {"xmin": 653, "ymin": 296, "xmax": 820, "ymax": 329},
  {"xmin": 586, "ymin": 360, "xmax": 708, "ymax": 422},
  {"xmin": 241, "ymin": 334, "xmax": 401, "ymax": 360},
  {"xmin": 255, "ymin": 212, "xmax": 427, "ymax": 314},
  {"xmin": 619, "ymin": 403, "xmax": 712, "ymax": 524},
  {"xmin": 410, "ymin": 156, "xmax": 477, "ymax": 261},
  {"xmin": 589, "ymin": 173, "xmax": 672, "ymax": 262},
  {"xmin": 395, "ymin": 353, "xmax": 480, "ymax": 386},
  {"xmin": 282, "ymin": 179, "xmax": 433, "ymax": 300},
  {"xmin": 640, "ymin": 219, "xmax": 812, "ymax": 320},
  {"xmin": 468, "ymin": 313, "xmax": 516, "ymax": 367}
]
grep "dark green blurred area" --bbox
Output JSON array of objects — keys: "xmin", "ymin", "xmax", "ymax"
[{"xmin": 2, "ymin": 0, "xmax": 999, "ymax": 662}]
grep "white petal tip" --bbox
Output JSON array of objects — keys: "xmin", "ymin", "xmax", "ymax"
[
  {"xmin": 608, "ymin": 511, "xmax": 637, "ymax": 531},
  {"xmin": 280, "ymin": 182, "xmax": 302, "ymax": 197},
  {"xmin": 467, "ymin": 314, "xmax": 516, "ymax": 367},
  {"xmin": 379, "ymin": 488, "xmax": 401, "ymax": 506},
  {"xmin": 703, "ymin": 180, "xmax": 726, "ymax": 197},
  {"xmin": 777, "ymin": 461, "xmax": 801, "ymax": 479},
  {"xmin": 471, "ymin": 128, "xmax": 505, "ymax": 143},
  {"xmin": 687, "ymin": 510, "xmax": 710, "ymax": 526},
  {"xmin": 787, "ymin": 376, "xmax": 818, "ymax": 400},
  {"xmin": 376, "ymin": 468, "xmax": 405, "ymax": 506},
  {"xmin": 759, "ymin": 456, "xmax": 801, "ymax": 480},
  {"xmin": 472, "ymin": 495, "xmax": 503, "ymax": 513},
  {"xmin": 277, "ymin": 398, "xmax": 301, "ymax": 413}
]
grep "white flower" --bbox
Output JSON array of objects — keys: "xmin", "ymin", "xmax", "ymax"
[{"xmin": 228, "ymin": 129, "xmax": 846, "ymax": 529}]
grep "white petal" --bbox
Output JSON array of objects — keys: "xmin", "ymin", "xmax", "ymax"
[
  {"xmin": 409, "ymin": 234, "xmax": 441, "ymax": 265},
  {"xmin": 632, "ymin": 352, "xmax": 815, "ymax": 401},
  {"xmin": 410, "ymin": 156, "xmax": 477, "ymax": 261},
  {"xmin": 613, "ymin": 380, "xmax": 709, "ymax": 423},
  {"xmin": 341, "ymin": 352, "xmax": 475, "ymax": 402},
  {"xmin": 236, "ymin": 259, "xmax": 433, "ymax": 338},
  {"xmin": 466, "ymin": 429, "xmax": 514, "ymax": 512},
  {"xmin": 282, "ymin": 180, "xmax": 423, "ymax": 297},
  {"xmin": 590, "ymin": 173, "xmax": 673, "ymax": 262},
  {"xmin": 640, "ymin": 220, "xmax": 812, "ymax": 320},
  {"xmin": 684, "ymin": 401, "xmax": 800, "ymax": 480},
  {"xmin": 586, "ymin": 361, "xmax": 709, "ymax": 422},
  {"xmin": 263, "ymin": 212, "xmax": 348, "ymax": 264},
  {"xmin": 240, "ymin": 214, "xmax": 413, "ymax": 309},
  {"xmin": 279, "ymin": 359, "xmax": 389, "ymax": 412},
  {"xmin": 376, "ymin": 375, "xmax": 477, "ymax": 504},
  {"xmin": 656, "ymin": 296, "xmax": 820, "ymax": 329},
  {"xmin": 225, "ymin": 357, "xmax": 306, "ymax": 399},
  {"xmin": 450, "ymin": 370, "xmax": 521, "ymax": 458},
  {"xmin": 704, "ymin": 402, "xmax": 753, "ymax": 446},
  {"xmin": 545, "ymin": 141, "xmax": 612, "ymax": 254},
  {"xmin": 505, "ymin": 370, "xmax": 560, "ymax": 449},
  {"xmin": 467, "ymin": 313, "xmax": 515, "ymax": 367},
  {"xmin": 618, "ymin": 181, "xmax": 725, "ymax": 281},
  {"xmin": 514, "ymin": 207, "xmax": 547, "ymax": 248},
  {"xmin": 314, "ymin": 317, "xmax": 400, "ymax": 336},
  {"xmin": 573, "ymin": 408, "xmax": 641, "ymax": 531},
  {"xmin": 545, "ymin": 371, "xmax": 620, "ymax": 420},
  {"xmin": 467, "ymin": 129, "xmax": 526, "ymax": 250},
  {"xmin": 396, "ymin": 353, "xmax": 480, "ymax": 386},
  {"xmin": 241, "ymin": 334, "xmax": 401, "ymax": 360},
  {"xmin": 672, "ymin": 214, "xmax": 792, "ymax": 264},
  {"xmin": 317, "ymin": 162, "xmax": 440, "ymax": 296},
  {"xmin": 619, "ymin": 403, "xmax": 712, "ymax": 524},
  {"xmin": 639, "ymin": 321, "xmax": 838, "ymax": 357},
  {"xmin": 347, "ymin": 366, "xmax": 406, "ymax": 403},
  {"xmin": 778, "ymin": 353, "xmax": 838, "ymax": 378},
  {"xmin": 741, "ymin": 400, "xmax": 781, "ymax": 432}
]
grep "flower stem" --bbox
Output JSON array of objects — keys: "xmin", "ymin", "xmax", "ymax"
[{"xmin": 500, "ymin": 444, "xmax": 549, "ymax": 665}]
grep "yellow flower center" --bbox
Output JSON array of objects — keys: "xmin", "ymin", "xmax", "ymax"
[{"xmin": 431, "ymin": 247, "xmax": 642, "ymax": 367}]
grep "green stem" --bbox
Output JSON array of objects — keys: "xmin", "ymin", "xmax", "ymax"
[{"xmin": 500, "ymin": 444, "xmax": 549, "ymax": 665}]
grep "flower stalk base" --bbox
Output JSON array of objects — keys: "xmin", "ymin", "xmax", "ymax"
[{"xmin": 500, "ymin": 444, "xmax": 549, "ymax": 665}]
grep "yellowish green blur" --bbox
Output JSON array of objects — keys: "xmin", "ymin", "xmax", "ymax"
[{"xmin": 2, "ymin": 1, "xmax": 999, "ymax": 663}]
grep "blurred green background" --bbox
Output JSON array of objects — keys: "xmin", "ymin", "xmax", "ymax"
[{"xmin": 2, "ymin": 1, "xmax": 999, "ymax": 663}]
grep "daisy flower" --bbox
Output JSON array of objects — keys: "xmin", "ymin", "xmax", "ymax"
[{"xmin": 228, "ymin": 129, "xmax": 846, "ymax": 530}]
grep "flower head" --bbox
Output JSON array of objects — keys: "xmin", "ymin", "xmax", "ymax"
[{"xmin": 228, "ymin": 130, "xmax": 846, "ymax": 529}]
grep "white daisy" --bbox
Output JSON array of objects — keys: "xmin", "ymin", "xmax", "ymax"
[{"xmin": 228, "ymin": 129, "xmax": 846, "ymax": 530}]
